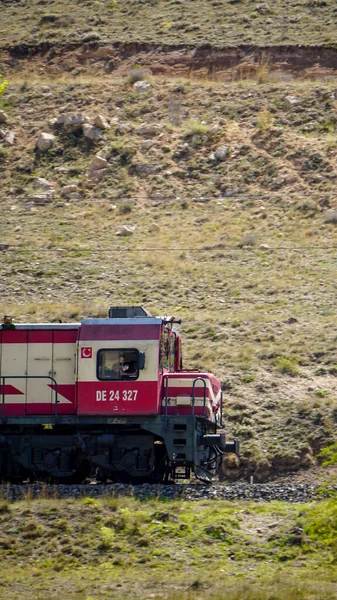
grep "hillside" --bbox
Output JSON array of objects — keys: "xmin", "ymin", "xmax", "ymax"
[{"xmin": 1, "ymin": 0, "xmax": 337, "ymax": 482}]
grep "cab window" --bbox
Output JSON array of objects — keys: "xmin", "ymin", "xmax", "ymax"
[{"xmin": 97, "ymin": 349, "xmax": 139, "ymax": 381}]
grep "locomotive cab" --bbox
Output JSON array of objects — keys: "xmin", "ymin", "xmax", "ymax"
[{"xmin": 0, "ymin": 308, "xmax": 239, "ymax": 483}]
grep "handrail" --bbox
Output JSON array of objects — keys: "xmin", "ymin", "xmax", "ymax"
[
  {"xmin": 1, "ymin": 375, "xmax": 59, "ymax": 421},
  {"xmin": 191, "ymin": 377, "xmax": 207, "ymax": 417}
]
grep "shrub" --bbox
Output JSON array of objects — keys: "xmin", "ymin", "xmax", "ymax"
[
  {"xmin": 183, "ymin": 119, "xmax": 209, "ymax": 138},
  {"xmin": 255, "ymin": 110, "xmax": 274, "ymax": 131},
  {"xmin": 0, "ymin": 74, "xmax": 8, "ymax": 97},
  {"xmin": 274, "ymin": 356, "xmax": 299, "ymax": 376},
  {"xmin": 128, "ymin": 66, "xmax": 148, "ymax": 84}
]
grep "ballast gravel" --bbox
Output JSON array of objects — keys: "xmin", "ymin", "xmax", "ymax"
[{"xmin": 1, "ymin": 482, "xmax": 336, "ymax": 502}]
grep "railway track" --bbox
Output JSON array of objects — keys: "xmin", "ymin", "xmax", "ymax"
[{"xmin": 1, "ymin": 482, "xmax": 335, "ymax": 503}]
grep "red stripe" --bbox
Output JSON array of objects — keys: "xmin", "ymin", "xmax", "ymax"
[
  {"xmin": 79, "ymin": 324, "xmax": 161, "ymax": 341},
  {"xmin": 1, "ymin": 330, "xmax": 28, "ymax": 343},
  {"xmin": 0, "ymin": 385, "xmax": 24, "ymax": 395},
  {"xmin": 1, "ymin": 329, "xmax": 79, "ymax": 344},
  {"xmin": 53, "ymin": 330, "xmax": 79, "ymax": 343}
]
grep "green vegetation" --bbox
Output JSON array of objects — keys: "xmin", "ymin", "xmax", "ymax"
[
  {"xmin": 2, "ymin": 0, "xmax": 337, "ymax": 47},
  {"xmin": 0, "ymin": 495, "xmax": 337, "ymax": 599}
]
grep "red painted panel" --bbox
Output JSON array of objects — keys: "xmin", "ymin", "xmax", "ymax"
[
  {"xmin": 1, "ymin": 330, "xmax": 28, "ymax": 343},
  {"xmin": 53, "ymin": 330, "xmax": 79, "ymax": 343},
  {"xmin": 161, "ymin": 405, "xmax": 213, "ymax": 418},
  {"xmin": 28, "ymin": 330, "xmax": 52, "ymax": 343},
  {"xmin": 79, "ymin": 324, "xmax": 161, "ymax": 341},
  {"xmin": 2, "ymin": 403, "xmax": 75, "ymax": 416},
  {"xmin": 77, "ymin": 380, "xmax": 159, "ymax": 415}
]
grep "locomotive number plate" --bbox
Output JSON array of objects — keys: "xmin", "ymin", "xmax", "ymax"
[{"xmin": 96, "ymin": 389, "xmax": 138, "ymax": 402}]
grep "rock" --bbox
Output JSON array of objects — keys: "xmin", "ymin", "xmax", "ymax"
[
  {"xmin": 116, "ymin": 123, "xmax": 132, "ymax": 134},
  {"xmin": 33, "ymin": 177, "xmax": 55, "ymax": 190},
  {"xmin": 89, "ymin": 155, "xmax": 108, "ymax": 172},
  {"xmin": 259, "ymin": 244, "xmax": 270, "ymax": 250},
  {"xmin": 28, "ymin": 192, "xmax": 55, "ymax": 204},
  {"xmin": 129, "ymin": 162, "xmax": 156, "ymax": 175},
  {"xmin": 3, "ymin": 131, "xmax": 15, "ymax": 146},
  {"xmin": 273, "ymin": 176, "xmax": 285, "ymax": 187},
  {"xmin": 61, "ymin": 184, "xmax": 80, "ymax": 197},
  {"xmin": 133, "ymin": 81, "xmax": 152, "ymax": 94},
  {"xmin": 141, "ymin": 140, "xmax": 154, "ymax": 151},
  {"xmin": 138, "ymin": 123, "xmax": 161, "ymax": 137},
  {"xmin": 149, "ymin": 223, "xmax": 160, "ymax": 233},
  {"xmin": 285, "ymin": 95, "xmax": 301, "ymax": 108},
  {"xmin": 56, "ymin": 113, "xmax": 90, "ymax": 128},
  {"xmin": 214, "ymin": 145, "xmax": 229, "ymax": 160},
  {"xmin": 89, "ymin": 168, "xmax": 107, "ymax": 182},
  {"xmin": 82, "ymin": 124, "xmax": 104, "ymax": 141},
  {"xmin": 0, "ymin": 110, "xmax": 8, "ymax": 124},
  {"xmin": 115, "ymin": 225, "xmax": 137, "ymax": 236},
  {"xmin": 94, "ymin": 114, "xmax": 110, "ymax": 130},
  {"xmin": 37, "ymin": 132, "xmax": 55, "ymax": 151},
  {"xmin": 65, "ymin": 192, "xmax": 83, "ymax": 200}
]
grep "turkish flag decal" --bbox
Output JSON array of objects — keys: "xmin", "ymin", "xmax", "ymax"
[{"xmin": 81, "ymin": 347, "xmax": 92, "ymax": 359}]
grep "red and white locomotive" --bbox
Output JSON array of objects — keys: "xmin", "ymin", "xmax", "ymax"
[{"xmin": 0, "ymin": 306, "xmax": 238, "ymax": 483}]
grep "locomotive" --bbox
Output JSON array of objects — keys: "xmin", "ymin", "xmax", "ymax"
[{"xmin": 0, "ymin": 306, "xmax": 239, "ymax": 483}]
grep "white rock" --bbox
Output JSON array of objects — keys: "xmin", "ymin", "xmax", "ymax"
[
  {"xmin": 214, "ymin": 145, "xmax": 229, "ymax": 160},
  {"xmin": 285, "ymin": 95, "xmax": 301, "ymax": 107},
  {"xmin": 149, "ymin": 223, "xmax": 160, "ymax": 233},
  {"xmin": 0, "ymin": 110, "xmax": 8, "ymax": 124},
  {"xmin": 3, "ymin": 131, "xmax": 16, "ymax": 146},
  {"xmin": 115, "ymin": 225, "xmax": 137, "ymax": 236},
  {"xmin": 33, "ymin": 177, "xmax": 55, "ymax": 190},
  {"xmin": 133, "ymin": 80, "xmax": 152, "ymax": 94},
  {"xmin": 61, "ymin": 184, "xmax": 80, "ymax": 197},
  {"xmin": 259, "ymin": 244, "xmax": 270, "ymax": 250},
  {"xmin": 83, "ymin": 124, "xmax": 104, "ymax": 140},
  {"xmin": 37, "ymin": 132, "xmax": 55, "ymax": 151},
  {"xmin": 28, "ymin": 192, "xmax": 55, "ymax": 204},
  {"xmin": 89, "ymin": 155, "xmax": 108, "ymax": 172},
  {"xmin": 94, "ymin": 114, "xmax": 110, "ymax": 130},
  {"xmin": 56, "ymin": 113, "xmax": 90, "ymax": 128}
]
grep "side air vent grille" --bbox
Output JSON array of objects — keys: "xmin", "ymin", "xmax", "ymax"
[{"xmin": 108, "ymin": 306, "xmax": 152, "ymax": 318}]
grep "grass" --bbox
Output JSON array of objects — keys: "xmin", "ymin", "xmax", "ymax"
[
  {"xmin": 2, "ymin": 0, "xmax": 337, "ymax": 47},
  {"xmin": 0, "ymin": 495, "xmax": 337, "ymax": 599},
  {"xmin": 2, "ymin": 66, "xmax": 337, "ymax": 479}
]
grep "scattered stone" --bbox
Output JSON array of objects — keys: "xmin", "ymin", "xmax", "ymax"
[
  {"xmin": 83, "ymin": 124, "xmax": 104, "ymax": 141},
  {"xmin": 89, "ymin": 169, "xmax": 107, "ymax": 182},
  {"xmin": 56, "ymin": 113, "xmax": 90, "ymax": 128},
  {"xmin": 66, "ymin": 192, "xmax": 83, "ymax": 200},
  {"xmin": 33, "ymin": 177, "xmax": 55, "ymax": 190},
  {"xmin": 285, "ymin": 95, "xmax": 302, "ymax": 108},
  {"xmin": 141, "ymin": 140, "xmax": 154, "ymax": 151},
  {"xmin": 0, "ymin": 110, "xmax": 8, "ymax": 124},
  {"xmin": 94, "ymin": 114, "xmax": 110, "ymax": 130},
  {"xmin": 138, "ymin": 123, "xmax": 161, "ymax": 137},
  {"xmin": 28, "ymin": 192, "xmax": 55, "ymax": 204},
  {"xmin": 61, "ymin": 184, "xmax": 81, "ymax": 197},
  {"xmin": 89, "ymin": 155, "xmax": 108, "ymax": 172},
  {"xmin": 273, "ymin": 176, "xmax": 285, "ymax": 187},
  {"xmin": 149, "ymin": 223, "xmax": 160, "ymax": 233},
  {"xmin": 3, "ymin": 131, "xmax": 15, "ymax": 146},
  {"xmin": 129, "ymin": 162, "xmax": 156, "ymax": 175},
  {"xmin": 259, "ymin": 244, "xmax": 270, "ymax": 250},
  {"xmin": 214, "ymin": 145, "xmax": 229, "ymax": 160},
  {"xmin": 36, "ymin": 132, "xmax": 55, "ymax": 151},
  {"xmin": 133, "ymin": 80, "xmax": 152, "ymax": 94},
  {"xmin": 115, "ymin": 225, "xmax": 137, "ymax": 236}
]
